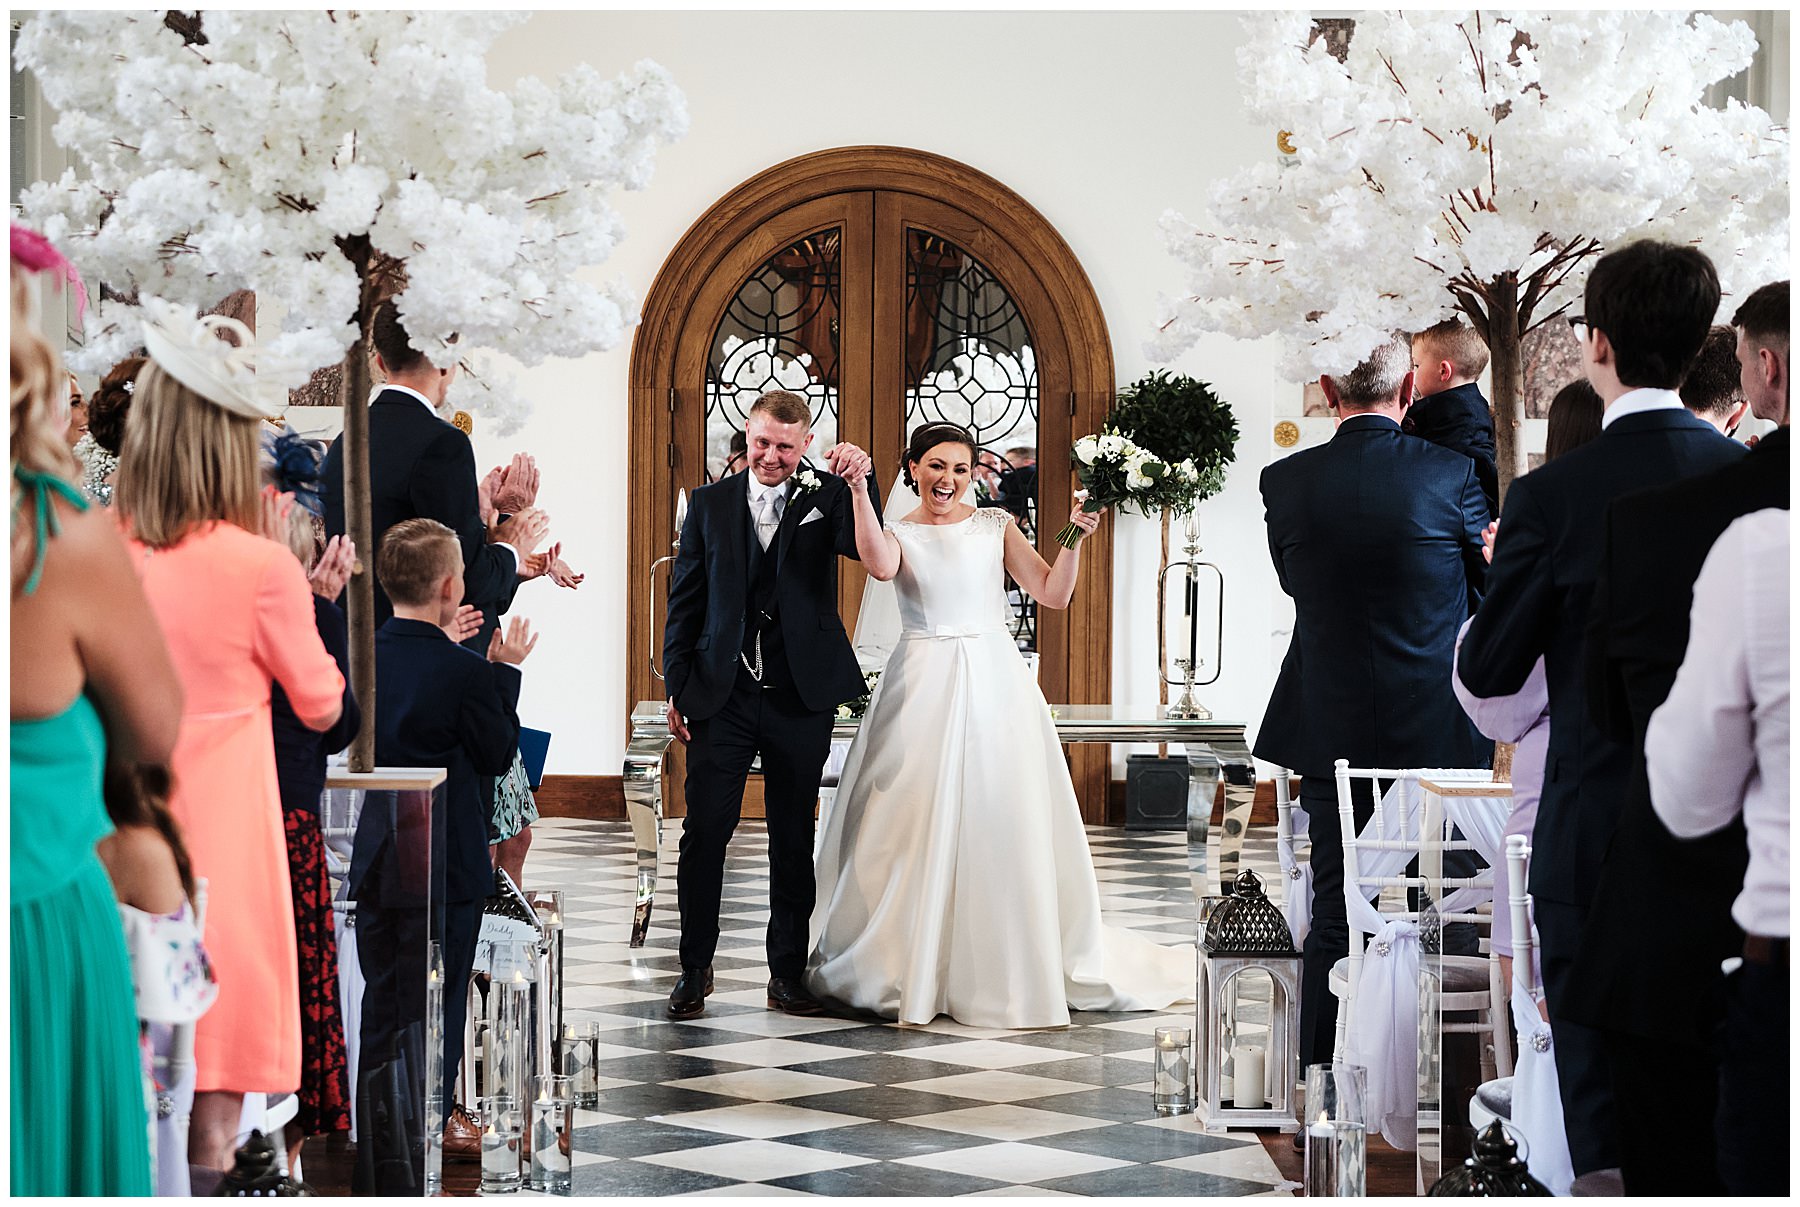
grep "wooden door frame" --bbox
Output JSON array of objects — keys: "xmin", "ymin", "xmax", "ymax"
[{"xmin": 629, "ymin": 146, "xmax": 1116, "ymax": 820}]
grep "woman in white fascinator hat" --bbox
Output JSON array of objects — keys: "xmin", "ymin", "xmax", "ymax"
[{"xmin": 116, "ymin": 297, "xmax": 351, "ymax": 1172}]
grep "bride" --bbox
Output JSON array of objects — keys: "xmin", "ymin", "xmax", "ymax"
[{"xmin": 806, "ymin": 421, "xmax": 1195, "ymax": 1028}]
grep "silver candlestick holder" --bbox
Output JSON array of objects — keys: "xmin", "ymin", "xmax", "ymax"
[{"xmin": 1161, "ymin": 510, "xmax": 1224, "ymax": 720}]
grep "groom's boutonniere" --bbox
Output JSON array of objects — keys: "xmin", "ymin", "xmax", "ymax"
[{"xmin": 792, "ymin": 465, "xmax": 822, "ymax": 494}]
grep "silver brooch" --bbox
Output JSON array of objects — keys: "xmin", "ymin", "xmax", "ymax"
[
  {"xmin": 157, "ymin": 1092, "xmax": 175, "ymax": 1119},
  {"xmin": 1288, "ymin": 865, "xmax": 1303, "ymax": 880},
  {"xmin": 1530, "ymin": 1032, "xmax": 1551, "ymax": 1053},
  {"xmin": 1373, "ymin": 938, "xmax": 1391, "ymax": 957}
]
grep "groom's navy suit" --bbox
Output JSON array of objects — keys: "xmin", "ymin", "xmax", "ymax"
[
  {"xmin": 1254, "ymin": 412, "xmax": 1489, "ymax": 1068},
  {"xmin": 663, "ymin": 467, "xmax": 870, "ymax": 979},
  {"xmin": 1458, "ymin": 399, "xmax": 1745, "ymax": 1176}
]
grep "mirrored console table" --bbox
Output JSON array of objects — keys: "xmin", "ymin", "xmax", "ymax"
[{"xmin": 623, "ymin": 700, "xmax": 1253, "ymax": 946}]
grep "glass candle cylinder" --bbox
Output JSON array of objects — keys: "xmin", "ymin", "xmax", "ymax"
[
  {"xmin": 1304, "ymin": 1063, "xmax": 1368, "ymax": 1198},
  {"xmin": 477, "ymin": 1094, "xmax": 523, "ymax": 1194},
  {"xmin": 528, "ymin": 1074, "xmax": 574, "ymax": 1194},
  {"xmin": 487, "ymin": 970, "xmax": 531, "ymax": 1103},
  {"xmin": 1152, "ymin": 1025, "xmax": 1195, "ymax": 1116},
  {"xmin": 425, "ymin": 942, "xmax": 446, "ymax": 1195},
  {"xmin": 561, "ymin": 1021, "xmax": 601, "ymax": 1110},
  {"xmin": 528, "ymin": 890, "xmax": 565, "ymax": 1078}
]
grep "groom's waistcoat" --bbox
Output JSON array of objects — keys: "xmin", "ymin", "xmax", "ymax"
[{"xmin": 743, "ymin": 506, "xmax": 794, "ymax": 691}]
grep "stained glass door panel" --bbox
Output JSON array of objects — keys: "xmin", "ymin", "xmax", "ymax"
[{"xmin": 704, "ymin": 228, "xmax": 842, "ymax": 481}]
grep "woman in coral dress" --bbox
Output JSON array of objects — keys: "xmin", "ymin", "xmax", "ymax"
[{"xmin": 115, "ymin": 300, "xmax": 345, "ymax": 1170}]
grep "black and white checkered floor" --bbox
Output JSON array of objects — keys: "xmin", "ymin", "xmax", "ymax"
[{"xmin": 521, "ymin": 817, "xmax": 1293, "ymax": 1197}]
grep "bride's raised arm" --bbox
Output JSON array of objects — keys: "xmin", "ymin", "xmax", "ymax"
[
  {"xmin": 828, "ymin": 443, "xmax": 901, "ymax": 581},
  {"xmin": 1002, "ymin": 499, "xmax": 1103, "ymax": 609}
]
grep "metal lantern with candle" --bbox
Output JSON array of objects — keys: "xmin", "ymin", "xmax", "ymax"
[{"xmin": 1199, "ymin": 868, "xmax": 1302, "ymax": 1133}]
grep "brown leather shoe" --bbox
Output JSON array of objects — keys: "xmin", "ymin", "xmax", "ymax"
[
  {"xmin": 667, "ymin": 966, "xmax": 714, "ymax": 1019},
  {"xmin": 766, "ymin": 976, "xmax": 825, "ymax": 1016},
  {"xmin": 443, "ymin": 1102, "xmax": 482, "ymax": 1163}
]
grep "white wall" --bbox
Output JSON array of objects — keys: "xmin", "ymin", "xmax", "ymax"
[{"xmin": 470, "ymin": 11, "xmax": 1295, "ymax": 776}]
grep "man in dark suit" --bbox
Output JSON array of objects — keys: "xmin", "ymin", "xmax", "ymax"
[
  {"xmin": 663, "ymin": 390, "xmax": 873, "ymax": 1019},
  {"xmin": 1255, "ymin": 333, "xmax": 1490, "ymax": 1068},
  {"xmin": 1407, "ymin": 319, "xmax": 1500, "ymax": 519},
  {"xmin": 1569, "ymin": 281, "xmax": 1785, "ymax": 1194},
  {"xmin": 1458, "ymin": 240, "xmax": 1747, "ymax": 1185},
  {"xmin": 354, "ymin": 518, "xmax": 535, "ymax": 1161},
  {"xmin": 321, "ymin": 303, "xmax": 549, "ymax": 646}
]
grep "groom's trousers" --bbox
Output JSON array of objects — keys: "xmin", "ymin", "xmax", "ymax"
[{"xmin": 678, "ymin": 674, "xmax": 835, "ymax": 979}]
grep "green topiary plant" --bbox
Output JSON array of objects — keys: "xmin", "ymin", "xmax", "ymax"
[{"xmin": 1106, "ymin": 370, "xmax": 1239, "ymax": 515}]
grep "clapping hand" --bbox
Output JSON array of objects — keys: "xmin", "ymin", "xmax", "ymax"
[
  {"xmin": 1481, "ymin": 519, "xmax": 1498, "ymax": 565},
  {"xmin": 487, "ymin": 616, "xmax": 539, "ymax": 666},
  {"xmin": 493, "ymin": 453, "xmax": 540, "ymax": 513},
  {"xmin": 491, "ymin": 507, "xmax": 550, "ymax": 557},
  {"xmin": 521, "ymin": 541, "xmax": 585, "ymax": 589},
  {"xmin": 258, "ymin": 485, "xmax": 296, "ymax": 544},
  {"xmin": 309, "ymin": 535, "xmax": 356, "ymax": 601},
  {"xmin": 441, "ymin": 604, "xmax": 483, "ymax": 644}
]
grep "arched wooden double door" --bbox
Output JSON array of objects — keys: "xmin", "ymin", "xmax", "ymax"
[{"xmin": 629, "ymin": 147, "xmax": 1115, "ymax": 819}]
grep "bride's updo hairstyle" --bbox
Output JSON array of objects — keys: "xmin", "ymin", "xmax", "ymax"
[{"xmin": 901, "ymin": 421, "xmax": 978, "ymax": 489}]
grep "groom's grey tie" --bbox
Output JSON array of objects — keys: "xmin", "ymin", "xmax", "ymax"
[{"xmin": 754, "ymin": 490, "xmax": 784, "ymax": 550}]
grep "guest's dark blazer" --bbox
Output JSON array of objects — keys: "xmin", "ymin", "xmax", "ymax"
[
  {"xmin": 350, "ymin": 617, "xmax": 522, "ymax": 906},
  {"xmin": 1458, "ymin": 407, "xmax": 1746, "ymax": 909},
  {"xmin": 321, "ymin": 388, "xmax": 519, "ymax": 635},
  {"xmin": 1254, "ymin": 414, "xmax": 1490, "ymax": 779},
  {"xmin": 1405, "ymin": 382, "xmax": 1500, "ymax": 520},
  {"xmin": 1563, "ymin": 428, "xmax": 1782, "ymax": 1042},
  {"xmin": 271, "ymin": 594, "xmax": 360, "ymax": 814},
  {"xmin": 663, "ymin": 469, "xmax": 871, "ymax": 722}
]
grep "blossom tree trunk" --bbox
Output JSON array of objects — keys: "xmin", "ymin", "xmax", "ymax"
[
  {"xmin": 1482, "ymin": 279, "xmax": 1528, "ymax": 504},
  {"xmin": 338, "ymin": 236, "xmax": 382, "ymax": 773}
]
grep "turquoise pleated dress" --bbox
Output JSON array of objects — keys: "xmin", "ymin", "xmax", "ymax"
[{"xmin": 10, "ymin": 468, "xmax": 152, "ymax": 1196}]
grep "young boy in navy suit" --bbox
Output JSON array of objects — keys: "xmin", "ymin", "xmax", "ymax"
[{"xmin": 373, "ymin": 518, "xmax": 537, "ymax": 1154}]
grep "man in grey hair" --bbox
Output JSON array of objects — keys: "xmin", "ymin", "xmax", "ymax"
[{"xmin": 1254, "ymin": 332, "xmax": 1490, "ymax": 1070}]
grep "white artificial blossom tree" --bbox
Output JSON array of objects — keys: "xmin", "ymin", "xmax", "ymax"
[
  {"xmin": 16, "ymin": 9, "xmax": 687, "ymax": 432},
  {"xmin": 15, "ymin": 10, "xmax": 687, "ymax": 767},
  {"xmin": 1154, "ymin": 10, "xmax": 1788, "ymax": 493}
]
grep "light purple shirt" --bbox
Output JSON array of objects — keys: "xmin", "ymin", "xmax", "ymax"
[{"xmin": 1648, "ymin": 509, "xmax": 1790, "ymax": 938}]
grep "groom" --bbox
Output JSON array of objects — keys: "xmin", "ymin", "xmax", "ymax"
[{"xmin": 662, "ymin": 390, "xmax": 875, "ymax": 1018}]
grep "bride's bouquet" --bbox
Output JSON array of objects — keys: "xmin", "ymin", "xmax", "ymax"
[{"xmin": 1056, "ymin": 433, "xmax": 1200, "ymax": 547}]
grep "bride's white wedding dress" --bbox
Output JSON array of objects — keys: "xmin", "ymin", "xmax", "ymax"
[{"xmin": 805, "ymin": 506, "xmax": 1195, "ymax": 1028}]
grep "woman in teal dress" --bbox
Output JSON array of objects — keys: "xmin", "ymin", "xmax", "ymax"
[{"xmin": 11, "ymin": 236, "xmax": 184, "ymax": 1195}]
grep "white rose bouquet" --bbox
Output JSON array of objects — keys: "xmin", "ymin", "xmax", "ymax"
[{"xmin": 1059, "ymin": 432, "xmax": 1192, "ymax": 547}]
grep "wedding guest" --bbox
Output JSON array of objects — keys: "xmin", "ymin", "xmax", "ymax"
[
  {"xmin": 116, "ymin": 299, "xmax": 346, "ymax": 1171},
  {"xmin": 320, "ymin": 302, "xmax": 549, "ymax": 633},
  {"xmin": 476, "ymin": 451, "xmax": 583, "ymax": 890},
  {"xmin": 1457, "ymin": 240, "xmax": 1745, "ymax": 1189},
  {"xmin": 263, "ymin": 434, "xmax": 360, "ymax": 1172},
  {"xmin": 1646, "ymin": 509, "xmax": 1789, "ymax": 1197},
  {"xmin": 1408, "ymin": 318, "xmax": 1500, "ymax": 518},
  {"xmin": 76, "ymin": 356, "xmax": 144, "ymax": 505},
  {"xmin": 1452, "ymin": 378, "xmax": 1602, "ymax": 991},
  {"xmin": 997, "ymin": 445, "xmax": 1037, "ymax": 520},
  {"xmin": 1569, "ymin": 279, "xmax": 1787, "ymax": 1194},
  {"xmin": 1255, "ymin": 333, "xmax": 1489, "ymax": 1070},
  {"xmin": 1679, "ymin": 324, "xmax": 1753, "ymax": 435},
  {"xmin": 95, "ymin": 763, "xmax": 219, "ymax": 1197},
  {"xmin": 10, "ymin": 227, "xmax": 178, "ymax": 1195},
  {"xmin": 63, "ymin": 371, "xmax": 88, "ymax": 445},
  {"xmin": 364, "ymin": 519, "xmax": 532, "ymax": 1159}
]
